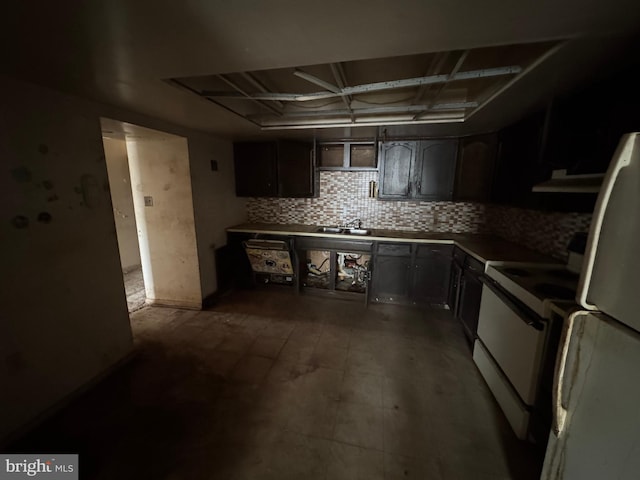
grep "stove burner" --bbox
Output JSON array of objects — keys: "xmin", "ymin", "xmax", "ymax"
[
  {"xmin": 547, "ymin": 269, "xmax": 580, "ymax": 281},
  {"xmin": 502, "ymin": 267, "xmax": 532, "ymax": 277},
  {"xmin": 534, "ymin": 283, "xmax": 576, "ymax": 300}
]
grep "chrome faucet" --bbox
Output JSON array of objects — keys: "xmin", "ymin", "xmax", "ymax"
[{"xmin": 343, "ymin": 218, "xmax": 362, "ymax": 229}]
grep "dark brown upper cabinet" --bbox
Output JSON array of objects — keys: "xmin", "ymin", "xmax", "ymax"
[
  {"xmin": 378, "ymin": 139, "xmax": 457, "ymax": 201},
  {"xmin": 414, "ymin": 140, "xmax": 458, "ymax": 200},
  {"xmin": 233, "ymin": 140, "xmax": 315, "ymax": 197},
  {"xmin": 378, "ymin": 141, "xmax": 415, "ymax": 199},
  {"xmin": 454, "ymin": 134, "xmax": 497, "ymax": 202},
  {"xmin": 317, "ymin": 142, "xmax": 377, "ymax": 170},
  {"xmin": 277, "ymin": 141, "xmax": 315, "ymax": 197},
  {"xmin": 491, "ymin": 111, "xmax": 546, "ymax": 208},
  {"xmin": 492, "ymin": 109, "xmax": 597, "ymax": 212},
  {"xmin": 233, "ymin": 142, "xmax": 278, "ymax": 197}
]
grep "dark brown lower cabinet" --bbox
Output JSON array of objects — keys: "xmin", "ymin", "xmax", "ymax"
[
  {"xmin": 448, "ymin": 256, "xmax": 463, "ymax": 316},
  {"xmin": 454, "ymin": 254, "xmax": 485, "ymax": 346},
  {"xmin": 296, "ymin": 237, "xmax": 373, "ymax": 302},
  {"xmin": 370, "ymin": 254, "xmax": 412, "ymax": 304},
  {"xmin": 412, "ymin": 245, "xmax": 453, "ymax": 305},
  {"xmin": 370, "ymin": 242, "xmax": 452, "ymax": 305}
]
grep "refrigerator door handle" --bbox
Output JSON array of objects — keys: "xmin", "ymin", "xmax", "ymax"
[
  {"xmin": 552, "ymin": 311, "xmax": 581, "ymax": 437},
  {"xmin": 577, "ymin": 133, "xmax": 636, "ymax": 310}
]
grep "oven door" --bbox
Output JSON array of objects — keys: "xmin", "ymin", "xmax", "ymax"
[
  {"xmin": 476, "ymin": 277, "xmax": 547, "ymax": 405},
  {"xmin": 473, "ymin": 277, "xmax": 551, "ymax": 440}
]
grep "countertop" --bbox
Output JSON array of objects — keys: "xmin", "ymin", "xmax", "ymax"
[{"xmin": 227, "ymin": 223, "xmax": 560, "ymax": 266}]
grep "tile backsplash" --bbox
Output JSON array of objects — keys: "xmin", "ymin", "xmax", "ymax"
[
  {"xmin": 246, "ymin": 171, "xmax": 592, "ymax": 260},
  {"xmin": 487, "ymin": 206, "xmax": 592, "ymax": 261},
  {"xmin": 248, "ymin": 172, "xmax": 489, "ymax": 233}
]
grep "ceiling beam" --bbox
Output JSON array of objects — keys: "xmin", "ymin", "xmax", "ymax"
[
  {"xmin": 466, "ymin": 42, "xmax": 566, "ymax": 121},
  {"xmin": 413, "ymin": 51, "xmax": 451, "ymax": 104},
  {"xmin": 329, "ymin": 63, "xmax": 354, "ymax": 121},
  {"xmin": 216, "ymin": 74, "xmax": 282, "ymax": 116},
  {"xmin": 240, "ymin": 72, "xmax": 284, "ymax": 108},
  {"xmin": 293, "ymin": 69, "xmax": 341, "ymax": 93},
  {"xmin": 259, "ymin": 115, "xmax": 465, "ymax": 130},
  {"xmin": 202, "ymin": 66, "xmax": 522, "ymax": 102},
  {"xmin": 414, "ymin": 50, "xmax": 469, "ymax": 120},
  {"xmin": 249, "ymin": 102, "xmax": 478, "ymax": 120}
]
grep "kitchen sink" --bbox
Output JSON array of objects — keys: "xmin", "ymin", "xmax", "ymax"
[
  {"xmin": 343, "ymin": 228, "xmax": 371, "ymax": 236},
  {"xmin": 315, "ymin": 226, "xmax": 372, "ymax": 235},
  {"xmin": 316, "ymin": 226, "xmax": 343, "ymax": 233}
]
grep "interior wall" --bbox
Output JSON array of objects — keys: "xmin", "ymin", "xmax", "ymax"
[
  {"xmin": 0, "ymin": 72, "xmax": 245, "ymax": 443},
  {"xmin": 0, "ymin": 76, "xmax": 133, "ymax": 442},
  {"xmin": 126, "ymin": 135, "xmax": 202, "ymax": 308},
  {"xmin": 188, "ymin": 136, "xmax": 247, "ymax": 298},
  {"xmin": 101, "ymin": 121, "xmax": 247, "ymax": 302},
  {"xmin": 103, "ymin": 137, "xmax": 141, "ymax": 271}
]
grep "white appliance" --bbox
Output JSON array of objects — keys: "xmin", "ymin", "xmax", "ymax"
[
  {"xmin": 541, "ymin": 133, "xmax": 640, "ymax": 479},
  {"xmin": 474, "ymin": 265, "xmax": 575, "ymax": 441}
]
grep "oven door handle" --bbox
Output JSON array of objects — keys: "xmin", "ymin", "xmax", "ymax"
[{"xmin": 479, "ymin": 276, "xmax": 545, "ymax": 331}]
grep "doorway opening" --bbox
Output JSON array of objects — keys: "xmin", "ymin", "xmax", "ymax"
[{"xmin": 101, "ymin": 118, "xmax": 202, "ymax": 313}]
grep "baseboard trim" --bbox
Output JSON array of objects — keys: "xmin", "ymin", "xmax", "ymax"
[{"xmin": 146, "ymin": 298, "xmax": 201, "ymax": 310}]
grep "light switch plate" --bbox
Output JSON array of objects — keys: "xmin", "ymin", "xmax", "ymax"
[{"xmin": 144, "ymin": 196, "xmax": 153, "ymax": 206}]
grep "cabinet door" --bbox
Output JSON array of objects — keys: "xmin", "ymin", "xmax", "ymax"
[
  {"xmin": 412, "ymin": 245, "xmax": 453, "ymax": 305},
  {"xmin": 454, "ymin": 135, "xmax": 496, "ymax": 202},
  {"xmin": 448, "ymin": 260, "xmax": 463, "ymax": 314},
  {"xmin": 458, "ymin": 271, "xmax": 483, "ymax": 345},
  {"xmin": 226, "ymin": 232, "xmax": 255, "ymax": 288},
  {"xmin": 370, "ymin": 255, "xmax": 412, "ymax": 304},
  {"xmin": 233, "ymin": 142, "xmax": 277, "ymax": 197},
  {"xmin": 277, "ymin": 141, "xmax": 314, "ymax": 197},
  {"xmin": 413, "ymin": 139, "xmax": 457, "ymax": 200},
  {"xmin": 492, "ymin": 111, "xmax": 545, "ymax": 207},
  {"xmin": 378, "ymin": 142, "xmax": 416, "ymax": 199}
]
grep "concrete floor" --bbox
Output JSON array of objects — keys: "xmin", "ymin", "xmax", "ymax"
[
  {"xmin": 124, "ymin": 266, "xmax": 145, "ymax": 312},
  {"xmin": 8, "ymin": 289, "xmax": 543, "ymax": 479}
]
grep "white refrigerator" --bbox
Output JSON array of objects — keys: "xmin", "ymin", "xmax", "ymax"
[{"xmin": 541, "ymin": 133, "xmax": 640, "ymax": 479}]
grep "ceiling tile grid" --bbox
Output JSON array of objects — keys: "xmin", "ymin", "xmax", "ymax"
[{"xmin": 170, "ymin": 41, "xmax": 559, "ymax": 131}]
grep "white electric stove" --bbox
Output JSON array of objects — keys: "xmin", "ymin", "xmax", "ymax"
[
  {"xmin": 485, "ymin": 263, "xmax": 580, "ymax": 318},
  {"xmin": 474, "ymin": 250, "xmax": 584, "ymax": 443}
]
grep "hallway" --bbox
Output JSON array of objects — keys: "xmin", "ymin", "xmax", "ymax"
[{"xmin": 124, "ymin": 267, "xmax": 146, "ymax": 312}]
